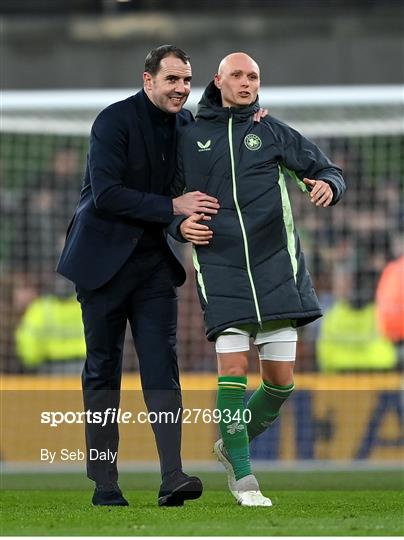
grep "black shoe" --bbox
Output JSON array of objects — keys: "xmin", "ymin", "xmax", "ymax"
[
  {"xmin": 92, "ymin": 483, "xmax": 129, "ymax": 506},
  {"xmin": 158, "ymin": 472, "xmax": 203, "ymax": 507}
]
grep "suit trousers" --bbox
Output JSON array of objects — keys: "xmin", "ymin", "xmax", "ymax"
[{"xmin": 76, "ymin": 245, "xmax": 183, "ymax": 485}]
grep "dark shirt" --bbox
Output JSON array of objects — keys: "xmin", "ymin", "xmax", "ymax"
[{"xmin": 137, "ymin": 91, "xmax": 176, "ymax": 251}]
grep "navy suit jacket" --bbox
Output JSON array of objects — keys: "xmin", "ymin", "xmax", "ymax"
[{"xmin": 57, "ymin": 90, "xmax": 192, "ymax": 290}]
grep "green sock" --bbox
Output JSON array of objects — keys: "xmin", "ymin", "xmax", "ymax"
[
  {"xmin": 217, "ymin": 375, "xmax": 251, "ymax": 480},
  {"xmin": 247, "ymin": 380, "xmax": 295, "ymax": 441}
]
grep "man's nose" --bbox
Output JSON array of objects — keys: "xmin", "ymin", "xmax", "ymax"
[
  {"xmin": 241, "ymin": 76, "xmax": 249, "ymax": 86},
  {"xmin": 175, "ymin": 80, "xmax": 186, "ymax": 93}
]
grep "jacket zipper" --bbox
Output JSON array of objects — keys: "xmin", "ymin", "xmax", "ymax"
[{"xmin": 227, "ymin": 114, "xmax": 262, "ymax": 326}]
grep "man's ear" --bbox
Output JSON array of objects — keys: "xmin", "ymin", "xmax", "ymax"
[
  {"xmin": 143, "ymin": 72, "xmax": 153, "ymax": 91},
  {"xmin": 214, "ymin": 73, "xmax": 221, "ymax": 89}
]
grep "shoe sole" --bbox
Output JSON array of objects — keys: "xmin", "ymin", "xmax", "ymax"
[
  {"xmin": 237, "ymin": 500, "xmax": 272, "ymax": 507},
  {"xmin": 92, "ymin": 496, "xmax": 129, "ymax": 506},
  {"xmin": 158, "ymin": 479, "xmax": 203, "ymax": 507},
  {"xmin": 213, "ymin": 440, "xmax": 237, "ymax": 496},
  {"xmin": 92, "ymin": 490, "xmax": 129, "ymax": 506},
  {"xmin": 236, "ymin": 490, "xmax": 273, "ymax": 507},
  {"xmin": 92, "ymin": 500, "xmax": 129, "ymax": 506}
]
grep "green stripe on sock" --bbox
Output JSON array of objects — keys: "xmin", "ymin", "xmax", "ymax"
[
  {"xmin": 218, "ymin": 375, "xmax": 247, "ymax": 386},
  {"xmin": 263, "ymin": 381, "xmax": 295, "ymax": 393}
]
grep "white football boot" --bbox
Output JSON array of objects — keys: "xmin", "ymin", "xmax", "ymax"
[
  {"xmin": 233, "ymin": 474, "xmax": 272, "ymax": 507},
  {"xmin": 213, "ymin": 438, "xmax": 237, "ymax": 496},
  {"xmin": 213, "ymin": 439, "xmax": 272, "ymax": 507}
]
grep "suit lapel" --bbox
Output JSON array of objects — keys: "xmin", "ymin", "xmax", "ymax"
[
  {"xmin": 133, "ymin": 92, "xmax": 159, "ymax": 190},
  {"xmin": 132, "ymin": 90, "xmax": 179, "ymax": 194}
]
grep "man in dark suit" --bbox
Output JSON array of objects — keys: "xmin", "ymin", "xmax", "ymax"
[{"xmin": 57, "ymin": 45, "xmax": 219, "ymax": 507}]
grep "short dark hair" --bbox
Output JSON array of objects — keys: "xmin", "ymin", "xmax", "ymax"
[{"xmin": 144, "ymin": 45, "xmax": 190, "ymax": 75}]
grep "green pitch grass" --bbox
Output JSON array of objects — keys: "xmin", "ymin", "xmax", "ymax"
[{"xmin": 1, "ymin": 470, "xmax": 403, "ymax": 536}]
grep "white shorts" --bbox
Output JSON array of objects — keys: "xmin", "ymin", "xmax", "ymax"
[{"xmin": 215, "ymin": 324, "xmax": 297, "ymax": 361}]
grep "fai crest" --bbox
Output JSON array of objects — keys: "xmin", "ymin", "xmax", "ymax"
[{"xmin": 244, "ymin": 133, "xmax": 262, "ymax": 151}]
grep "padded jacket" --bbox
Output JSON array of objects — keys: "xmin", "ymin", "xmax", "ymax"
[{"xmin": 173, "ymin": 82, "xmax": 346, "ymax": 340}]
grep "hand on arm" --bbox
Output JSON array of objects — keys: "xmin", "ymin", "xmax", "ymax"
[
  {"xmin": 303, "ymin": 178, "xmax": 334, "ymax": 207},
  {"xmin": 173, "ymin": 191, "xmax": 220, "ymax": 216},
  {"xmin": 179, "ymin": 213, "xmax": 213, "ymax": 245}
]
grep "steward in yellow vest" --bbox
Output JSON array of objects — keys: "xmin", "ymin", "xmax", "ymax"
[
  {"xmin": 15, "ymin": 295, "xmax": 86, "ymax": 367},
  {"xmin": 317, "ymin": 301, "xmax": 397, "ymax": 372}
]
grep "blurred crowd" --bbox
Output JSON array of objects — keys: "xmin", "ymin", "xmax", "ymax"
[{"xmin": 1, "ymin": 135, "xmax": 403, "ymax": 374}]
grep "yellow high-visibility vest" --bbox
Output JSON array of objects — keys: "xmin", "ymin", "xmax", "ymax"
[
  {"xmin": 15, "ymin": 295, "xmax": 86, "ymax": 366},
  {"xmin": 317, "ymin": 301, "xmax": 397, "ymax": 372}
]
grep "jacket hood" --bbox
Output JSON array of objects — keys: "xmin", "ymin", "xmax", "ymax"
[{"xmin": 196, "ymin": 81, "xmax": 260, "ymax": 122}]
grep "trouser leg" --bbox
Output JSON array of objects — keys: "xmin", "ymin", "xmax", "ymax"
[
  {"xmin": 78, "ymin": 285, "xmax": 127, "ymax": 485},
  {"xmin": 128, "ymin": 267, "xmax": 183, "ymax": 481}
]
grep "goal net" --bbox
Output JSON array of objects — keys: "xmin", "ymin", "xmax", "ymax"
[{"xmin": 1, "ymin": 86, "xmax": 402, "ymax": 467}]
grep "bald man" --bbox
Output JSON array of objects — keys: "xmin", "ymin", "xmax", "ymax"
[{"xmin": 171, "ymin": 53, "xmax": 345, "ymax": 506}]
